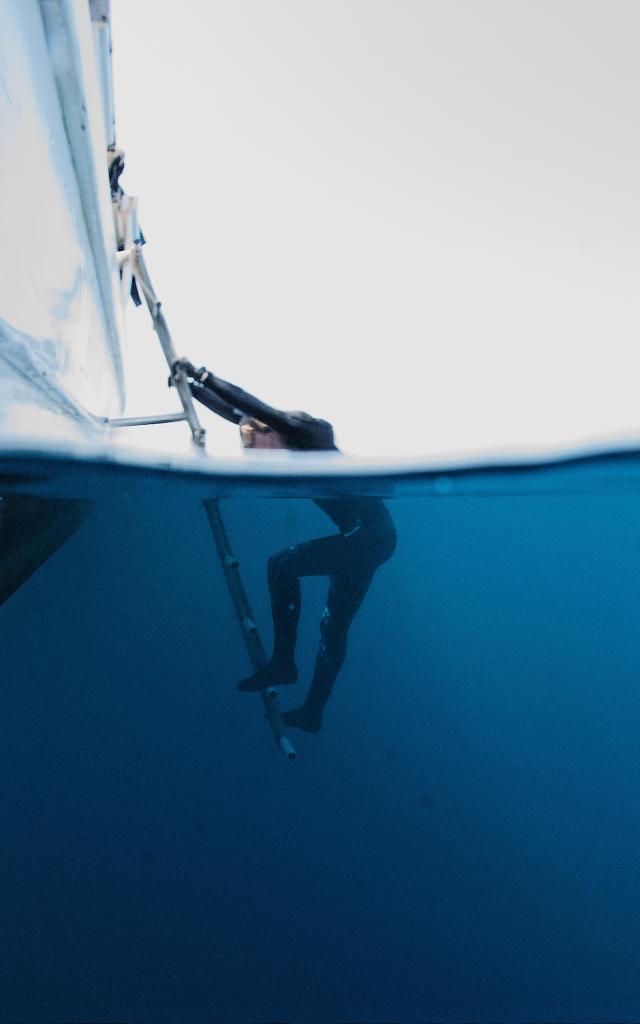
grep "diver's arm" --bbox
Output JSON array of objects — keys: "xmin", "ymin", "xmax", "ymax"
[
  {"xmin": 188, "ymin": 382, "xmax": 243, "ymax": 423},
  {"xmin": 171, "ymin": 359, "xmax": 242, "ymax": 423},
  {"xmin": 199, "ymin": 373, "xmax": 295, "ymax": 432},
  {"xmin": 206, "ymin": 379, "xmax": 319, "ymax": 446},
  {"xmin": 176, "ymin": 360, "xmax": 314, "ymax": 442},
  {"xmin": 173, "ymin": 359, "xmax": 326, "ymax": 446}
]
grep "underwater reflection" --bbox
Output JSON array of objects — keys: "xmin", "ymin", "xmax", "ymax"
[{"xmin": 0, "ymin": 494, "xmax": 93, "ymax": 606}]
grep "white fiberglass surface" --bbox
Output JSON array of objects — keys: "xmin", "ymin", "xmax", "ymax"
[{"xmin": 0, "ymin": 0, "xmax": 122, "ymax": 419}]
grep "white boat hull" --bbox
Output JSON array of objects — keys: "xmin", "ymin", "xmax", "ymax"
[{"xmin": 0, "ymin": 0, "xmax": 125, "ymax": 434}]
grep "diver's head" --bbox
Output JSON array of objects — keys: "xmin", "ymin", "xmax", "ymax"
[
  {"xmin": 239, "ymin": 412, "xmax": 337, "ymax": 451},
  {"xmin": 239, "ymin": 417, "xmax": 288, "ymax": 450},
  {"xmin": 288, "ymin": 412, "xmax": 336, "ymax": 451}
]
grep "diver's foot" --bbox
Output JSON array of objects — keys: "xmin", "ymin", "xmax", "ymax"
[
  {"xmin": 281, "ymin": 704, "xmax": 323, "ymax": 733},
  {"xmin": 237, "ymin": 659, "xmax": 298, "ymax": 692}
]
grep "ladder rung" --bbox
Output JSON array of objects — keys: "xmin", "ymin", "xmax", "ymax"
[{"xmin": 109, "ymin": 413, "xmax": 188, "ymax": 427}]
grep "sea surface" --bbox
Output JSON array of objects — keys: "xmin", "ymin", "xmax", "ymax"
[{"xmin": 1, "ymin": 450, "xmax": 640, "ymax": 1023}]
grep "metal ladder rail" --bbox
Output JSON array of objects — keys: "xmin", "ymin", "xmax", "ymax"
[
  {"xmin": 128, "ymin": 244, "xmax": 206, "ymax": 447},
  {"xmin": 203, "ymin": 500, "xmax": 296, "ymax": 760},
  {"xmin": 116, "ymin": 245, "xmax": 296, "ymax": 759}
]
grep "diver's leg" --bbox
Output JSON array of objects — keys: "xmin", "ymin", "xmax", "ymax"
[
  {"xmin": 268, "ymin": 547, "xmax": 302, "ymax": 667},
  {"xmin": 237, "ymin": 536, "xmax": 349, "ymax": 691},
  {"xmin": 237, "ymin": 547, "xmax": 301, "ymax": 689},
  {"xmin": 282, "ymin": 566, "xmax": 376, "ymax": 731}
]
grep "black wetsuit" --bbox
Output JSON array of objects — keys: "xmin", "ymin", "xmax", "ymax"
[{"xmin": 187, "ymin": 367, "xmax": 397, "ymax": 731}]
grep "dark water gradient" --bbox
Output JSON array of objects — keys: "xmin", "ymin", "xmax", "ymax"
[{"xmin": 1, "ymin": 463, "xmax": 640, "ymax": 1022}]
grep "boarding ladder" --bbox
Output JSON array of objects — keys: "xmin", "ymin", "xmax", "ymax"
[{"xmin": 112, "ymin": 242, "xmax": 296, "ymax": 760}]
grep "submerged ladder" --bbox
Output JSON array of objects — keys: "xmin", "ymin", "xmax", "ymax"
[
  {"xmin": 114, "ymin": 244, "xmax": 296, "ymax": 759},
  {"xmin": 203, "ymin": 500, "xmax": 295, "ymax": 760}
]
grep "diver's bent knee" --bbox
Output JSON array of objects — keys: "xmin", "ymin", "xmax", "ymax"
[
  {"xmin": 376, "ymin": 524, "xmax": 397, "ymax": 563},
  {"xmin": 268, "ymin": 546, "xmax": 297, "ymax": 582}
]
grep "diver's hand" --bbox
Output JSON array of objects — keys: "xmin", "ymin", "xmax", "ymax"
[
  {"xmin": 169, "ymin": 358, "xmax": 204, "ymax": 386},
  {"xmin": 173, "ymin": 357, "xmax": 197, "ymax": 377}
]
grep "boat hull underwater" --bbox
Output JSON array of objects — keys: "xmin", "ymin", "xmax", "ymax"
[{"xmin": 2, "ymin": 441, "xmax": 640, "ymax": 1022}]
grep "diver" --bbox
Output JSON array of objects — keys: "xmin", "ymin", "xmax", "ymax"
[{"xmin": 171, "ymin": 359, "xmax": 397, "ymax": 733}]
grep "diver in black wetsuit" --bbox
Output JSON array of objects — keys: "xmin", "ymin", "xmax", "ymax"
[{"xmin": 172, "ymin": 359, "xmax": 397, "ymax": 733}]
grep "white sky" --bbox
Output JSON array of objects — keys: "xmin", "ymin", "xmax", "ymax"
[{"xmin": 111, "ymin": 0, "xmax": 640, "ymax": 460}]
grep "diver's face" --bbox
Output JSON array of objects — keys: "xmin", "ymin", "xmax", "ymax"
[{"xmin": 240, "ymin": 421, "xmax": 288, "ymax": 450}]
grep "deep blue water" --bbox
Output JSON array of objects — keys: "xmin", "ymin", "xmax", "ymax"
[{"xmin": 1, "ymin": 452, "xmax": 640, "ymax": 1022}]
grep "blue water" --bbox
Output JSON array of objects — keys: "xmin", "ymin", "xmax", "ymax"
[{"xmin": 1, "ymin": 451, "xmax": 640, "ymax": 1022}]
